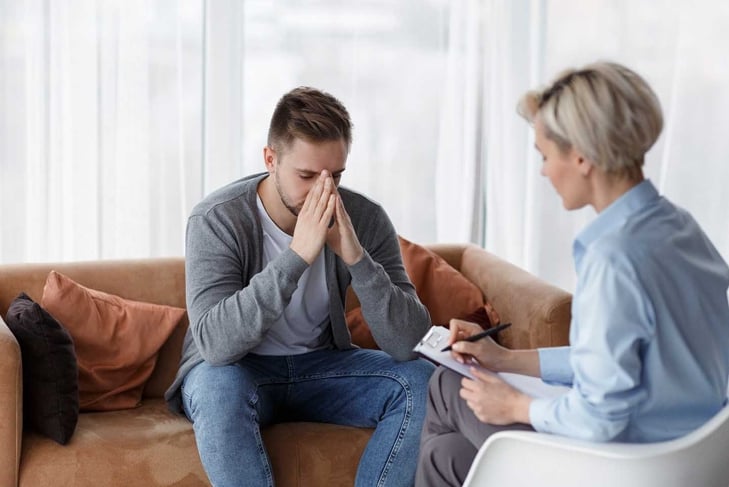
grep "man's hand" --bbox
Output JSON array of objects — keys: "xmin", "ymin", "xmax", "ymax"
[
  {"xmin": 460, "ymin": 368, "xmax": 532, "ymax": 425},
  {"xmin": 290, "ymin": 172, "xmax": 336, "ymax": 264},
  {"xmin": 326, "ymin": 185, "xmax": 364, "ymax": 266}
]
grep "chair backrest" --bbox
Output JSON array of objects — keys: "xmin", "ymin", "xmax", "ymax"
[
  {"xmin": 463, "ymin": 405, "xmax": 729, "ymax": 487},
  {"xmin": 659, "ymin": 403, "xmax": 729, "ymax": 486}
]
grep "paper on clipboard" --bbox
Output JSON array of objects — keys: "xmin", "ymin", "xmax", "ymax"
[
  {"xmin": 413, "ymin": 326, "xmax": 570, "ymax": 399},
  {"xmin": 413, "ymin": 326, "xmax": 482, "ymax": 379}
]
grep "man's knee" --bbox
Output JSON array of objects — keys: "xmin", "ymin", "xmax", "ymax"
[
  {"xmin": 390, "ymin": 358, "xmax": 436, "ymax": 405},
  {"xmin": 403, "ymin": 358, "xmax": 437, "ymax": 386},
  {"xmin": 182, "ymin": 362, "xmax": 256, "ymax": 420}
]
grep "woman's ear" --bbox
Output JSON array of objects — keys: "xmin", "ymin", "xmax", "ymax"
[{"xmin": 576, "ymin": 153, "xmax": 593, "ymax": 177}]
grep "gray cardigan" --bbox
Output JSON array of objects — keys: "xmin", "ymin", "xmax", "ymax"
[{"xmin": 165, "ymin": 173, "xmax": 431, "ymax": 413}]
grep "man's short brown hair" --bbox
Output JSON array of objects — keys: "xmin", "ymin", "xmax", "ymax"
[{"xmin": 267, "ymin": 86, "xmax": 352, "ymax": 153}]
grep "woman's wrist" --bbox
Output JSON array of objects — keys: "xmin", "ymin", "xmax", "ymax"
[
  {"xmin": 511, "ymin": 392, "xmax": 533, "ymax": 424},
  {"xmin": 501, "ymin": 349, "xmax": 541, "ymax": 377}
]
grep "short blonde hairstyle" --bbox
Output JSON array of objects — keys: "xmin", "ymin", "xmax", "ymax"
[{"xmin": 518, "ymin": 61, "xmax": 663, "ymax": 179}]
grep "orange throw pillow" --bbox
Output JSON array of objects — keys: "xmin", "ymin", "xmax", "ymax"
[
  {"xmin": 41, "ymin": 271, "xmax": 186, "ymax": 411},
  {"xmin": 398, "ymin": 236, "xmax": 485, "ymax": 325},
  {"xmin": 346, "ymin": 236, "xmax": 493, "ymax": 349}
]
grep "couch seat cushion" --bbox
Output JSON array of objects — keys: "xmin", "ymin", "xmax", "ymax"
[
  {"xmin": 19, "ymin": 399, "xmax": 374, "ymax": 487},
  {"xmin": 19, "ymin": 399, "xmax": 207, "ymax": 487}
]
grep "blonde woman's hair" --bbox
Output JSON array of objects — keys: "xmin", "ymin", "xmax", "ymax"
[{"xmin": 517, "ymin": 61, "xmax": 663, "ymax": 180}]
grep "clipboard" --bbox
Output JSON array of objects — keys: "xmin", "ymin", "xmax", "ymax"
[
  {"xmin": 413, "ymin": 325, "xmax": 571, "ymax": 399},
  {"xmin": 413, "ymin": 326, "xmax": 484, "ymax": 379}
]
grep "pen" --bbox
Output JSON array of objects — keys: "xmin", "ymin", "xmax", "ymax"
[{"xmin": 440, "ymin": 322, "xmax": 512, "ymax": 352}]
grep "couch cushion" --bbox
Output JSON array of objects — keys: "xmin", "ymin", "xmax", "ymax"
[
  {"xmin": 346, "ymin": 236, "xmax": 493, "ymax": 349},
  {"xmin": 19, "ymin": 399, "xmax": 373, "ymax": 487},
  {"xmin": 265, "ymin": 422, "xmax": 373, "ymax": 486},
  {"xmin": 5, "ymin": 293, "xmax": 79, "ymax": 445},
  {"xmin": 41, "ymin": 271, "xmax": 186, "ymax": 411},
  {"xmin": 19, "ymin": 400, "xmax": 208, "ymax": 486}
]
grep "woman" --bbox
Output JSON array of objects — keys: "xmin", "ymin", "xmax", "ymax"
[{"xmin": 415, "ymin": 61, "xmax": 729, "ymax": 486}]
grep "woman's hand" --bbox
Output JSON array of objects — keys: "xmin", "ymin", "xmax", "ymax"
[
  {"xmin": 448, "ymin": 319, "xmax": 512, "ymax": 371},
  {"xmin": 460, "ymin": 368, "xmax": 532, "ymax": 425}
]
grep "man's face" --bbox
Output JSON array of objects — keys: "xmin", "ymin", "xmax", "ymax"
[{"xmin": 269, "ymin": 138, "xmax": 348, "ymax": 216}]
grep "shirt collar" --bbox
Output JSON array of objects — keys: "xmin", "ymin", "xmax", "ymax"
[{"xmin": 573, "ymin": 179, "xmax": 660, "ymax": 258}]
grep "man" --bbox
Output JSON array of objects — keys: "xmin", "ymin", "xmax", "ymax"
[{"xmin": 165, "ymin": 86, "xmax": 435, "ymax": 486}]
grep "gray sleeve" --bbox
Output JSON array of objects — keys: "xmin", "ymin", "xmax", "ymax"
[
  {"xmin": 184, "ymin": 213, "xmax": 308, "ymax": 365},
  {"xmin": 348, "ymin": 210, "xmax": 432, "ymax": 361}
]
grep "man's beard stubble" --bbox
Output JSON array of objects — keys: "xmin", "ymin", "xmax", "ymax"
[{"xmin": 274, "ymin": 171, "xmax": 301, "ymax": 217}]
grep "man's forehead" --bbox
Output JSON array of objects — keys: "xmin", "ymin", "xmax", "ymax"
[{"xmin": 277, "ymin": 139, "xmax": 348, "ymax": 174}]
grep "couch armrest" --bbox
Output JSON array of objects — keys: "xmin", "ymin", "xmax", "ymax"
[
  {"xmin": 458, "ymin": 244, "xmax": 572, "ymax": 350},
  {"xmin": 0, "ymin": 315, "xmax": 21, "ymax": 487}
]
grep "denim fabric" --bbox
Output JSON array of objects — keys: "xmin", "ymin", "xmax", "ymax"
[{"xmin": 181, "ymin": 348, "xmax": 435, "ymax": 487}]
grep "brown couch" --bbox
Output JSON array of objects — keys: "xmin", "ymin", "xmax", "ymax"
[{"xmin": 0, "ymin": 243, "xmax": 572, "ymax": 486}]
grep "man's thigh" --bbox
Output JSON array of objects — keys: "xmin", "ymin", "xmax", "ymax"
[
  {"xmin": 284, "ymin": 348, "xmax": 435, "ymax": 426},
  {"xmin": 181, "ymin": 357, "xmax": 290, "ymax": 427}
]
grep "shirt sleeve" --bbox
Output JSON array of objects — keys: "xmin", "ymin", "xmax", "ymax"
[
  {"xmin": 346, "ymin": 199, "xmax": 431, "ymax": 361},
  {"xmin": 538, "ymin": 346, "xmax": 573, "ymax": 385},
  {"xmin": 529, "ymin": 246, "xmax": 653, "ymax": 442},
  {"xmin": 185, "ymin": 213, "xmax": 309, "ymax": 365}
]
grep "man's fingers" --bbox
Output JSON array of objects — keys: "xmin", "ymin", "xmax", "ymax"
[
  {"xmin": 324, "ymin": 194, "xmax": 336, "ymax": 224},
  {"xmin": 314, "ymin": 174, "xmax": 337, "ymax": 217},
  {"xmin": 301, "ymin": 175, "xmax": 325, "ymax": 214},
  {"xmin": 335, "ymin": 193, "xmax": 351, "ymax": 223}
]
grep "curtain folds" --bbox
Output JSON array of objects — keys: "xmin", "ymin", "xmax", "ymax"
[
  {"xmin": 477, "ymin": 0, "xmax": 729, "ymax": 291},
  {"xmin": 1, "ymin": 0, "xmax": 452, "ymax": 263},
  {"xmin": 1, "ymin": 0, "xmax": 203, "ymax": 262},
  {"xmin": 434, "ymin": 0, "xmax": 484, "ymax": 244},
  {"xmin": 3, "ymin": 0, "xmax": 728, "ymax": 297}
]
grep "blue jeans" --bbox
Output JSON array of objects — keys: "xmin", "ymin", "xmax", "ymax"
[{"xmin": 181, "ymin": 348, "xmax": 435, "ymax": 487}]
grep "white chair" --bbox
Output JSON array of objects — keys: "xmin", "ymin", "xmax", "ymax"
[{"xmin": 462, "ymin": 405, "xmax": 729, "ymax": 487}]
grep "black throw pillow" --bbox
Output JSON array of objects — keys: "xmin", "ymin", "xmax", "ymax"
[{"xmin": 5, "ymin": 292, "xmax": 79, "ymax": 445}]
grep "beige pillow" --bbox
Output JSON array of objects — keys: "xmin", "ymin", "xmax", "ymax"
[{"xmin": 41, "ymin": 271, "xmax": 186, "ymax": 411}]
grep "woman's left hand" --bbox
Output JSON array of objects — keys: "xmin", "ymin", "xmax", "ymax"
[{"xmin": 460, "ymin": 368, "xmax": 532, "ymax": 425}]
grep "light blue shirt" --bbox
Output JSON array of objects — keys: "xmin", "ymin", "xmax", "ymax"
[{"xmin": 529, "ymin": 180, "xmax": 729, "ymax": 442}]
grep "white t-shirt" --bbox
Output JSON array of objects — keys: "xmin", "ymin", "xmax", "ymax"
[{"xmin": 250, "ymin": 195, "xmax": 332, "ymax": 355}]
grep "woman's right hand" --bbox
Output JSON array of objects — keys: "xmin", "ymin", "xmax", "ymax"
[{"xmin": 448, "ymin": 318, "xmax": 512, "ymax": 372}]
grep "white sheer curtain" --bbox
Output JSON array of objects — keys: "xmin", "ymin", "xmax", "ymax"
[
  {"xmin": 1, "ymin": 0, "xmax": 203, "ymax": 263},
  {"xmin": 230, "ymin": 0, "xmax": 452, "ymax": 244},
  {"xmin": 434, "ymin": 0, "xmax": 485, "ymax": 243},
  {"xmin": 1, "ymin": 0, "xmax": 454, "ymax": 264},
  {"xmin": 7, "ymin": 0, "xmax": 726, "ymax": 283},
  {"xmin": 476, "ymin": 0, "xmax": 729, "ymax": 291}
]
